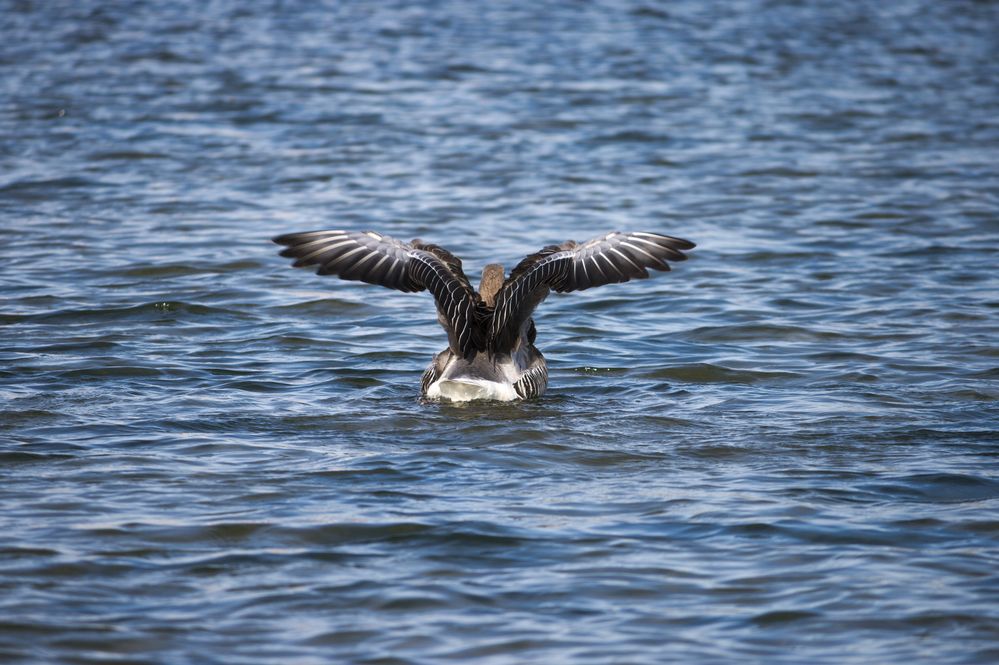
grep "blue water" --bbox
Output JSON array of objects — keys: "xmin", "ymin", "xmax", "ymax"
[{"xmin": 2, "ymin": 1, "xmax": 998, "ymax": 663}]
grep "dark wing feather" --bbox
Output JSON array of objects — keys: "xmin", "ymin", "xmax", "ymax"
[
  {"xmin": 273, "ymin": 230, "xmax": 483, "ymax": 358},
  {"xmin": 489, "ymin": 231, "xmax": 695, "ymax": 352}
]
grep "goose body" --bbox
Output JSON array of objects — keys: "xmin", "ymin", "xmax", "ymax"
[{"xmin": 273, "ymin": 230, "xmax": 694, "ymax": 401}]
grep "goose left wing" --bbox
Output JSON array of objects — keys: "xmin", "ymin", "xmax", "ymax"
[
  {"xmin": 273, "ymin": 230, "xmax": 484, "ymax": 358},
  {"xmin": 489, "ymin": 231, "xmax": 695, "ymax": 352}
]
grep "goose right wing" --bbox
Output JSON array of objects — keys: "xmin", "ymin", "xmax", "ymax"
[{"xmin": 489, "ymin": 231, "xmax": 695, "ymax": 352}]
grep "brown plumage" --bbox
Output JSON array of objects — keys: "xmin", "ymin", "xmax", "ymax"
[{"xmin": 273, "ymin": 230, "xmax": 695, "ymax": 400}]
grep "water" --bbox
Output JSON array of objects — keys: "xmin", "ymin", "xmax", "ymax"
[{"xmin": 2, "ymin": 0, "xmax": 998, "ymax": 662}]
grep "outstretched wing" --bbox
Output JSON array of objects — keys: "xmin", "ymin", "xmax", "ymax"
[
  {"xmin": 273, "ymin": 230, "xmax": 483, "ymax": 358},
  {"xmin": 489, "ymin": 231, "xmax": 695, "ymax": 352}
]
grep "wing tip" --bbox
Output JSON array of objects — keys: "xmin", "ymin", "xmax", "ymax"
[
  {"xmin": 272, "ymin": 230, "xmax": 350, "ymax": 246},
  {"xmin": 631, "ymin": 231, "xmax": 696, "ymax": 251}
]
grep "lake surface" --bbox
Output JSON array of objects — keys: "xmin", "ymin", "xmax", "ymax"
[{"xmin": 2, "ymin": 1, "xmax": 998, "ymax": 663}]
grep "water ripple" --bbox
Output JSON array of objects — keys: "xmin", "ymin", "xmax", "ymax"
[{"xmin": 1, "ymin": 0, "xmax": 997, "ymax": 664}]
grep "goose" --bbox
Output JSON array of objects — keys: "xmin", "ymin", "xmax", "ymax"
[{"xmin": 273, "ymin": 230, "xmax": 695, "ymax": 401}]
